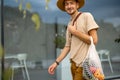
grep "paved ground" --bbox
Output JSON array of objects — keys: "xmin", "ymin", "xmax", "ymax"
[
  {"xmin": 14, "ymin": 69, "xmax": 56, "ymax": 80},
  {"xmin": 11, "ymin": 62, "xmax": 120, "ymax": 80},
  {"xmin": 13, "ymin": 69, "xmax": 120, "ymax": 80},
  {"xmin": 1, "ymin": 60, "xmax": 119, "ymax": 80}
]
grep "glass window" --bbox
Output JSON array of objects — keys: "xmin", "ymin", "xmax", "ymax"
[{"xmin": 1, "ymin": 0, "xmax": 120, "ymax": 80}]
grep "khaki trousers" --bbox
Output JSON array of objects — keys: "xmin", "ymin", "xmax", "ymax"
[{"xmin": 70, "ymin": 60, "xmax": 86, "ymax": 80}]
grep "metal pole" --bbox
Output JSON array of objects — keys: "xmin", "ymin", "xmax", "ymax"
[
  {"xmin": 55, "ymin": 16, "xmax": 58, "ymax": 58},
  {"xmin": 1, "ymin": 0, "xmax": 5, "ymax": 79}
]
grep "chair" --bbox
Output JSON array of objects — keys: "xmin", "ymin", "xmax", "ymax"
[
  {"xmin": 11, "ymin": 53, "xmax": 30, "ymax": 80},
  {"xmin": 98, "ymin": 49, "xmax": 113, "ymax": 73}
]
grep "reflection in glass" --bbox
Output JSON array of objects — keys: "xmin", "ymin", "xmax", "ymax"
[{"xmin": 2, "ymin": 0, "xmax": 120, "ymax": 80}]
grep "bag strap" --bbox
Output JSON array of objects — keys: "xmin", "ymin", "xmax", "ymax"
[
  {"xmin": 70, "ymin": 12, "xmax": 82, "ymax": 59},
  {"xmin": 70, "ymin": 12, "xmax": 82, "ymax": 37},
  {"xmin": 90, "ymin": 36, "xmax": 94, "ymax": 45},
  {"xmin": 82, "ymin": 36, "xmax": 93, "ymax": 64},
  {"xmin": 72, "ymin": 12, "xmax": 82, "ymax": 26}
]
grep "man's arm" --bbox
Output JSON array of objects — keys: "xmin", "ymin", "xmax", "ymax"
[
  {"xmin": 56, "ymin": 46, "xmax": 70, "ymax": 63},
  {"xmin": 68, "ymin": 25, "xmax": 98, "ymax": 45},
  {"xmin": 48, "ymin": 46, "xmax": 70, "ymax": 75}
]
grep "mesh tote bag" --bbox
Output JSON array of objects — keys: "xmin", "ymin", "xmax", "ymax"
[{"xmin": 82, "ymin": 37, "xmax": 105, "ymax": 80}]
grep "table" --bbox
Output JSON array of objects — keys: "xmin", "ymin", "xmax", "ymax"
[{"xmin": 5, "ymin": 54, "xmax": 17, "ymax": 59}]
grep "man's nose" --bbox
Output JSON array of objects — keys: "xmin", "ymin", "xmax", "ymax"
[{"xmin": 67, "ymin": 3, "xmax": 71, "ymax": 8}]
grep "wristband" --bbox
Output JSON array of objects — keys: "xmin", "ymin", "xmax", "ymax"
[{"xmin": 55, "ymin": 61, "xmax": 59, "ymax": 65}]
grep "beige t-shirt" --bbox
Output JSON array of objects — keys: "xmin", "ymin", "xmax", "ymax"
[{"xmin": 65, "ymin": 12, "xmax": 99, "ymax": 67}]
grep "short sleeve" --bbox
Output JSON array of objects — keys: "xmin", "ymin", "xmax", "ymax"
[{"xmin": 86, "ymin": 12, "xmax": 99, "ymax": 32}]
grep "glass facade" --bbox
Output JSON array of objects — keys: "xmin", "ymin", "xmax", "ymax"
[{"xmin": 1, "ymin": 0, "xmax": 120, "ymax": 80}]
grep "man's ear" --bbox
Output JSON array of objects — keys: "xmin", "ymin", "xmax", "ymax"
[{"xmin": 76, "ymin": 2, "xmax": 79, "ymax": 9}]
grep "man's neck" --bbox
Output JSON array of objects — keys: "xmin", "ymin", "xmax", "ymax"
[{"xmin": 71, "ymin": 11, "xmax": 79, "ymax": 20}]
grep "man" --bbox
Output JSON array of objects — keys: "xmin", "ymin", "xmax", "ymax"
[{"xmin": 48, "ymin": 0, "xmax": 99, "ymax": 80}]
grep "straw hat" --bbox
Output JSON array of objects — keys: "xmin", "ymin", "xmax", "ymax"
[{"xmin": 57, "ymin": 0, "xmax": 85, "ymax": 11}]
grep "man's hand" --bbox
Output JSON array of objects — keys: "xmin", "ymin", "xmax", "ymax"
[
  {"xmin": 48, "ymin": 62, "xmax": 58, "ymax": 75},
  {"xmin": 68, "ymin": 24, "xmax": 77, "ymax": 35}
]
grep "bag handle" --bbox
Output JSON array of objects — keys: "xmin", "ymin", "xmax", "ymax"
[
  {"xmin": 82, "ymin": 36, "xmax": 93, "ymax": 64},
  {"xmin": 90, "ymin": 36, "xmax": 94, "ymax": 45},
  {"xmin": 70, "ymin": 12, "xmax": 82, "ymax": 59},
  {"xmin": 70, "ymin": 12, "xmax": 82, "ymax": 37},
  {"xmin": 72, "ymin": 12, "xmax": 82, "ymax": 26}
]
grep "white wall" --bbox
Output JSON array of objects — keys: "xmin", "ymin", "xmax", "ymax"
[{"xmin": 57, "ymin": 49, "xmax": 72, "ymax": 80}]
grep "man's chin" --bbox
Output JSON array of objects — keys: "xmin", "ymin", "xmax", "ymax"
[{"xmin": 67, "ymin": 11, "xmax": 74, "ymax": 15}]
